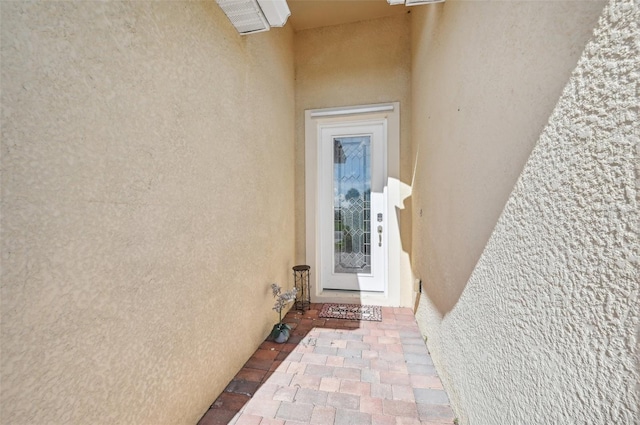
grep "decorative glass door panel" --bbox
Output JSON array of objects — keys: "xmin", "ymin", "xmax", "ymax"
[
  {"xmin": 319, "ymin": 121, "xmax": 386, "ymax": 292},
  {"xmin": 333, "ymin": 136, "xmax": 371, "ymax": 274},
  {"xmin": 333, "ymin": 136, "xmax": 371, "ymax": 273}
]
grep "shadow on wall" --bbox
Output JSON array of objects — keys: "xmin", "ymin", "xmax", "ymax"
[{"xmin": 405, "ymin": 0, "xmax": 607, "ymax": 318}]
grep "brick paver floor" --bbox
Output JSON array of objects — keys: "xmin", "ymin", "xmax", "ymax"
[{"xmin": 198, "ymin": 304, "xmax": 455, "ymax": 425}]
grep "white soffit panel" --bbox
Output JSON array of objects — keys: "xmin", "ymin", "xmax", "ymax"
[
  {"xmin": 216, "ymin": 0, "xmax": 270, "ymax": 34},
  {"xmin": 257, "ymin": 0, "xmax": 291, "ymax": 27}
]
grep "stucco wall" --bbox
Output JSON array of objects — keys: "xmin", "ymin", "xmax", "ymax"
[
  {"xmin": 412, "ymin": 0, "xmax": 638, "ymax": 423},
  {"xmin": 294, "ymin": 14, "xmax": 413, "ymax": 304},
  {"xmin": 410, "ymin": 0, "xmax": 606, "ymax": 314},
  {"xmin": 1, "ymin": 2, "xmax": 295, "ymax": 424}
]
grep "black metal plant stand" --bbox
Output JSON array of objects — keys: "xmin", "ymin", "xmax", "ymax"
[{"xmin": 293, "ymin": 265, "xmax": 311, "ymax": 311}]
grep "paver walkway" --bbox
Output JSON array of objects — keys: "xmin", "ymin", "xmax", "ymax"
[{"xmin": 198, "ymin": 304, "xmax": 455, "ymax": 425}]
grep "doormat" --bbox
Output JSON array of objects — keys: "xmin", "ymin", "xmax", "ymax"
[{"xmin": 318, "ymin": 304, "xmax": 382, "ymax": 321}]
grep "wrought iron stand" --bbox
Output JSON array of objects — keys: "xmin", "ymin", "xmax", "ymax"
[{"xmin": 293, "ymin": 265, "xmax": 311, "ymax": 311}]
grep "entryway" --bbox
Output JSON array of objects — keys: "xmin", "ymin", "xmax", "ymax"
[{"xmin": 305, "ymin": 103, "xmax": 402, "ymax": 306}]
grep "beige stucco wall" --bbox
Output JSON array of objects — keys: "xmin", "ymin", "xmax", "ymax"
[
  {"xmin": 412, "ymin": 0, "xmax": 638, "ymax": 423},
  {"xmin": 410, "ymin": 0, "xmax": 606, "ymax": 313},
  {"xmin": 294, "ymin": 14, "xmax": 413, "ymax": 305},
  {"xmin": 0, "ymin": 2, "xmax": 295, "ymax": 424}
]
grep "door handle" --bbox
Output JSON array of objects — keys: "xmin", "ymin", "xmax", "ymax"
[{"xmin": 377, "ymin": 225, "xmax": 383, "ymax": 247}]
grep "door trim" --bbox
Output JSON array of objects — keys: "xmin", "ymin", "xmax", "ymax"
[{"xmin": 305, "ymin": 102, "xmax": 401, "ymax": 306}]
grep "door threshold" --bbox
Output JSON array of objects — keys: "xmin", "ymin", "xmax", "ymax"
[{"xmin": 313, "ymin": 290, "xmax": 395, "ymax": 307}]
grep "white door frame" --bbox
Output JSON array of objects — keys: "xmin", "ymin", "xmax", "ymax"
[{"xmin": 305, "ymin": 102, "xmax": 401, "ymax": 306}]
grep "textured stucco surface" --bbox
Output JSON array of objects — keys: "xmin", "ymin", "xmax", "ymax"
[
  {"xmin": 294, "ymin": 15, "xmax": 413, "ymax": 304},
  {"xmin": 410, "ymin": 0, "xmax": 606, "ymax": 315},
  {"xmin": 413, "ymin": 1, "xmax": 639, "ymax": 423},
  {"xmin": 1, "ymin": 2, "xmax": 295, "ymax": 424}
]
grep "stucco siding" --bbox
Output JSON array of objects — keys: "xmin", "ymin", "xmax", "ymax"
[
  {"xmin": 0, "ymin": 2, "xmax": 295, "ymax": 424},
  {"xmin": 412, "ymin": 0, "xmax": 638, "ymax": 423}
]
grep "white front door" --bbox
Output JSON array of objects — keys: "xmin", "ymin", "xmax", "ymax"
[{"xmin": 319, "ymin": 120, "xmax": 387, "ymax": 292}]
